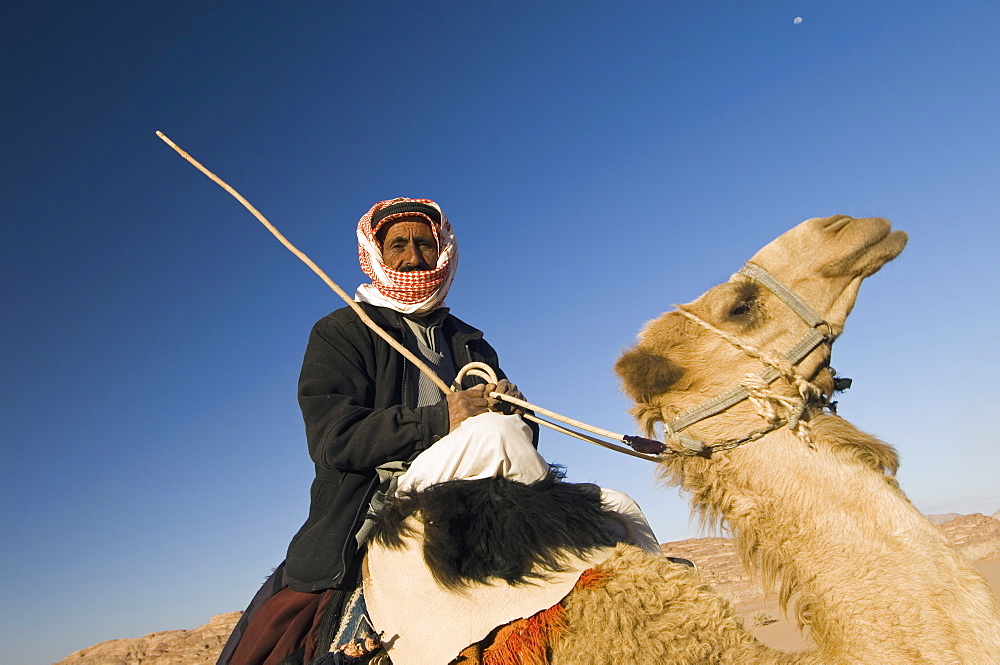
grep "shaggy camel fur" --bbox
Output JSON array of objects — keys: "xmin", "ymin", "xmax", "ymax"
[{"xmin": 583, "ymin": 215, "xmax": 1000, "ymax": 663}]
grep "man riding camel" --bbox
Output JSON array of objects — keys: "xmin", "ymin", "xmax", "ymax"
[{"xmin": 218, "ymin": 198, "xmax": 660, "ymax": 665}]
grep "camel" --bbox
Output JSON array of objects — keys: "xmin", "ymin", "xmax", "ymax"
[
  {"xmin": 372, "ymin": 216, "xmax": 1000, "ymax": 664},
  {"xmin": 588, "ymin": 215, "xmax": 1000, "ymax": 663}
]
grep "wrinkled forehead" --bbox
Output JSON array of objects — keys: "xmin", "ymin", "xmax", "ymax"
[
  {"xmin": 375, "ymin": 214, "xmax": 434, "ymax": 241},
  {"xmin": 371, "ymin": 201, "xmax": 441, "ymax": 237}
]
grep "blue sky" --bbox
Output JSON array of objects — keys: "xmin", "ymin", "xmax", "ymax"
[{"xmin": 2, "ymin": 2, "xmax": 998, "ymax": 663}]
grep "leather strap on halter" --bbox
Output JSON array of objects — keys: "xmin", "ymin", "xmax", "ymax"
[
  {"xmin": 738, "ymin": 262, "xmax": 828, "ymax": 329},
  {"xmin": 659, "ymin": 262, "xmax": 836, "ymax": 453}
]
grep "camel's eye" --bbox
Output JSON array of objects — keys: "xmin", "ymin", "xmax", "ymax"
[
  {"xmin": 724, "ymin": 282, "xmax": 762, "ymax": 327},
  {"xmin": 729, "ymin": 299, "xmax": 754, "ymax": 317}
]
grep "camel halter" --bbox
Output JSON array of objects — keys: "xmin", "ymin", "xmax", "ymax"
[
  {"xmin": 157, "ymin": 132, "xmax": 666, "ymax": 462},
  {"xmin": 657, "ymin": 262, "xmax": 837, "ymax": 456}
]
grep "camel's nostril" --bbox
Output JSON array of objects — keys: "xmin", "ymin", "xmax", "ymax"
[{"xmin": 825, "ymin": 215, "xmax": 853, "ymax": 233}]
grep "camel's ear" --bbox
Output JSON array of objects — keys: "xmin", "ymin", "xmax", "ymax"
[{"xmin": 615, "ymin": 346, "xmax": 683, "ymax": 402}]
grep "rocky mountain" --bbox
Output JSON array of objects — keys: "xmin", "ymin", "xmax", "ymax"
[
  {"xmin": 53, "ymin": 512, "xmax": 1000, "ymax": 665},
  {"xmin": 928, "ymin": 508, "xmax": 1000, "ymax": 525},
  {"xmin": 936, "ymin": 512, "xmax": 1000, "ymax": 562},
  {"xmin": 54, "ymin": 612, "xmax": 241, "ymax": 665},
  {"xmin": 662, "ymin": 536, "xmax": 760, "ymax": 604},
  {"xmin": 926, "ymin": 512, "xmax": 964, "ymax": 525}
]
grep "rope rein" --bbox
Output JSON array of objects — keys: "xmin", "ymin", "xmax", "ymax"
[{"xmin": 157, "ymin": 131, "xmax": 836, "ymax": 463}]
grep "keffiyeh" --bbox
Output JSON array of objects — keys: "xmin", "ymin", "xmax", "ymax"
[{"xmin": 354, "ymin": 198, "xmax": 458, "ymax": 315}]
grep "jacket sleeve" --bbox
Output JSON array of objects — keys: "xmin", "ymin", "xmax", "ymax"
[{"xmin": 298, "ymin": 316, "xmax": 450, "ymax": 473}]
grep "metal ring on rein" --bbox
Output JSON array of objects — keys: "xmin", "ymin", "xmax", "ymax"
[
  {"xmin": 453, "ymin": 362, "xmax": 665, "ymax": 461},
  {"xmin": 451, "ymin": 361, "xmax": 499, "ymax": 391}
]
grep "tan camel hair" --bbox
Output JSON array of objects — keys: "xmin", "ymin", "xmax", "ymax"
[{"xmin": 551, "ymin": 215, "xmax": 1000, "ymax": 664}]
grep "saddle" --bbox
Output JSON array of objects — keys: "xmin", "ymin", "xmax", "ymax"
[{"xmin": 363, "ymin": 518, "xmax": 615, "ymax": 665}]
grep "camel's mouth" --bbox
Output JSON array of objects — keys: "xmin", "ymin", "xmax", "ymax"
[
  {"xmin": 823, "ymin": 219, "xmax": 908, "ymax": 278},
  {"xmin": 860, "ymin": 227, "xmax": 908, "ymax": 275}
]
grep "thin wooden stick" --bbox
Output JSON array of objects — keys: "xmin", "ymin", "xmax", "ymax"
[{"xmin": 156, "ymin": 130, "xmax": 452, "ymax": 394}]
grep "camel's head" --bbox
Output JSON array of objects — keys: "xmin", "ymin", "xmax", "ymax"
[{"xmin": 616, "ymin": 215, "xmax": 907, "ymax": 440}]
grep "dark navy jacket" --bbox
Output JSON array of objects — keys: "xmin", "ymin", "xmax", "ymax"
[{"xmin": 286, "ymin": 303, "xmax": 512, "ymax": 591}]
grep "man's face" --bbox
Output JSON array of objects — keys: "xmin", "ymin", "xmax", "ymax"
[{"xmin": 377, "ymin": 216, "xmax": 439, "ymax": 271}]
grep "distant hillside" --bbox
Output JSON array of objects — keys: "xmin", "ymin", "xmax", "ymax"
[
  {"xmin": 54, "ymin": 612, "xmax": 240, "ymax": 665},
  {"xmin": 926, "ymin": 507, "xmax": 1000, "ymax": 525},
  {"xmin": 935, "ymin": 513, "xmax": 1000, "ymax": 563},
  {"xmin": 926, "ymin": 512, "xmax": 964, "ymax": 525}
]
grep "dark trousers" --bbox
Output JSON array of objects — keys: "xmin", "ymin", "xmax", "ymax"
[{"xmin": 217, "ymin": 563, "xmax": 349, "ymax": 665}]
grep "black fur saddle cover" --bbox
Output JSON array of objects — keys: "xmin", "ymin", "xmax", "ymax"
[{"xmin": 371, "ymin": 468, "xmax": 620, "ymax": 589}]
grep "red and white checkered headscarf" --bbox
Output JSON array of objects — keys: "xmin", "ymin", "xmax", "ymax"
[{"xmin": 354, "ymin": 198, "xmax": 458, "ymax": 315}]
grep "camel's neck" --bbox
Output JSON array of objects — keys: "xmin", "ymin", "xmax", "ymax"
[{"xmin": 666, "ymin": 416, "xmax": 1000, "ymax": 659}]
